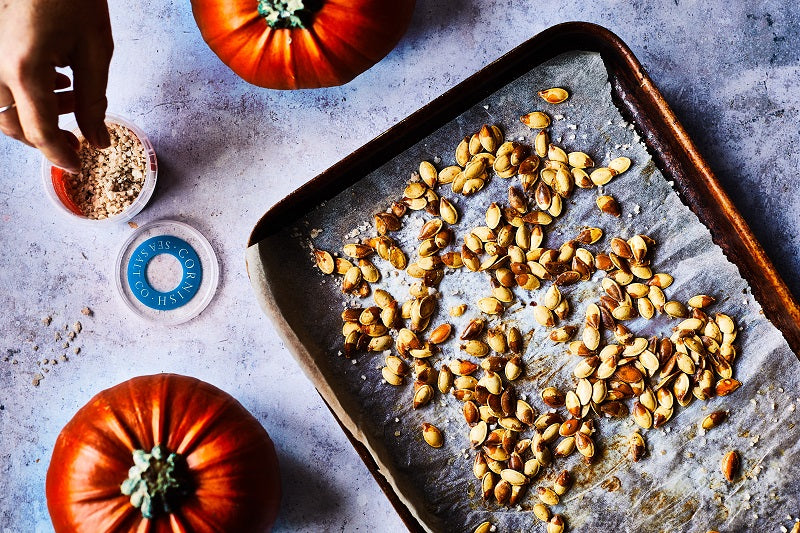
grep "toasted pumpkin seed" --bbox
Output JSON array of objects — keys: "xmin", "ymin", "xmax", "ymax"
[
  {"xmin": 688, "ymin": 294, "xmax": 715, "ymax": 309},
  {"xmin": 541, "ymin": 387, "xmax": 565, "ymax": 408},
  {"xmin": 590, "ymin": 167, "xmax": 615, "ymax": 186},
  {"xmin": 314, "ymin": 249, "xmax": 335, "ymax": 274},
  {"xmin": 609, "ymin": 156, "xmax": 631, "ymax": 174},
  {"xmin": 575, "ymin": 432, "xmax": 594, "ymax": 458},
  {"xmin": 413, "ymin": 384, "xmax": 434, "ymax": 409},
  {"xmin": 480, "ymin": 471, "xmax": 497, "ymax": 501},
  {"xmin": 505, "ymin": 357, "xmax": 523, "ymax": 381},
  {"xmin": 436, "ymin": 365, "xmax": 453, "ymax": 393},
  {"xmin": 716, "ymin": 378, "xmax": 741, "ymax": 396},
  {"xmin": 463, "ymin": 340, "xmax": 490, "ymax": 358},
  {"xmin": 419, "ymin": 161, "xmax": 438, "ymax": 188},
  {"xmin": 629, "ymin": 431, "xmax": 646, "ymax": 462},
  {"xmin": 702, "ymin": 410, "xmax": 727, "ymax": 430},
  {"xmin": 553, "ymin": 470, "xmax": 572, "ymax": 496},
  {"xmin": 486, "ymin": 328, "xmax": 508, "ymax": 353},
  {"xmin": 538, "ymin": 87, "xmax": 569, "ymax": 103},
  {"xmin": 388, "ymin": 246, "xmax": 407, "ymax": 270},
  {"xmin": 501, "ymin": 468, "xmax": 528, "ymax": 486},
  {"xmin": 547, "ymin": 514, "xmax": 565, "ymax": 533},
  {"xmin": 533, "ymin": 503, "xmax": 550, "ymax": 522},
  {"xmin": 638, "ymin": 297, "xmax": 655, "ymax": 320},
  {"xmin": 715, "ymin": 313, "xmax": 735, "ymax": 334},
  {"xmin": 664, "ymin": 300, "xmax": 689, "ymax": 318},
  {"xmin": 521, "ymin": 111, "xmax": 551, "ymax": 129},
  {"xmin": 473, "ymin": 521, "xmax": 492, "ymax": 533},
  {"xmin": 470, "ymin": 421, "xmax": 488, "ymax": 448},
  {"xmin": 381, "ymin": 366, "xmax": 403, "ymax": 385},
  {"xmin": 648, "ymin": 272, "xmax": 674, "ymax": 288},
  {"xmin": 721, "ymin": 450, "xmax": 740, "ymax": 482},
  {"xmin": 534, "ymin": 305, "xmax": 555, "ymax": 327},
  {"xmin": 537, "ymin": 486, "xmax": 559, "ymax": 506},
  {"xmin": 596, "ymin": 195, "xmax": 621, "ymax": 217},
  {"xmin": 437, "ymin": 166, "xmax": 459, "ymax": 185},
  {"xmin": 566, "ymin": 150, "xmax": 593, "ymax": 168},
  {"xmin": 422, "ymin": 423, "xmax": 443, "ymax": 448}
]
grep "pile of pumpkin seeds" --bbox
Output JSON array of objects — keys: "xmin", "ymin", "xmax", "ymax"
[{"xmin": 313, "ymin": 88, "xmax": 744, "ymax": 532}]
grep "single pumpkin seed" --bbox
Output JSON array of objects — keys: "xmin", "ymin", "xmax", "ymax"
[
  {"xmin": 537, "ymin": 487, "xmax": 559, "ymax": 506},
  {"xmin": 422, "ymin": 423, "xmax": 443, "ymax": 448},
  {"xmin": 590, "ymin": 167, "xmax": 615, "ymax": 186},
  {"xmin": 568, "ymin": 151, "xmax": 594, "ymax": 169},
  {"xmin": 538, "ymin": 87, "xmax": 569, "ymax": 104},
  {"xmin": 596, "ymin": 195, "xmax": 621, "ymax": 217},
  {"xmin": 314, "ymin": 249, "xmax": 335, "ymax": 274},
  {"xmin": 533, "ymin": 503, "xmax": 551, "ymax": 522},
  {"xmin": 413, "ymin": 384, "xmax": 434, "ymax": 409},
  {"xmin": 521, "ymin": 111, "xmax": 551, "ymax": 129},
  {"xmin": 419, "ymin": 161, "xmax": 438, "ymax": 188},
  {"xmin": 721, "ymin": 450, "xmax": 740, "ymax": 482},
  {"xmin": 473, "ymin": 521, "xmax": 491, "ymax": 533},
  {"xmin": 381, "ymin": 366, "xmax": 403, "ymax": 386},
  {"xmin": 501, "ymin": 469, "xmax": 528, "ymax": 486},
  {"xmin": 534, "ymin": 305, "xmax": 555, "ymax": 327},
  {"xmin": 629, "ymin": 432, "xmax": 646, "ymax": 462},
  {"xmin": 702, "ymin": 410, "xmax": 727, "ymax": 430}
]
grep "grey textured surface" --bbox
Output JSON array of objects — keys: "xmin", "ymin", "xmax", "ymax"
[{"xmin": 0, "ymin": 1, "xmax": 798, "ymax": 532}]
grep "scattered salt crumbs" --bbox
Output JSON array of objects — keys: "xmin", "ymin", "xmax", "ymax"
[{"xmin": 9, "ymin": 306, "xmax": 94, "ymax": 387}]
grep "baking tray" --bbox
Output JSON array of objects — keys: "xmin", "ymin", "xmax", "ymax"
[{"xmin": 246, "ymin": 22, "xmax": 800, "ymax": 531}]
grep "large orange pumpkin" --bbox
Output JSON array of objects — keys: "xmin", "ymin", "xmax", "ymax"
[
  {"xmin": 46, "ymin": 374, "xmax": 281, "ymax": 532},
  {"xmin": 190, "ymin": 0, "xmax": 416, "ymax": 89}
]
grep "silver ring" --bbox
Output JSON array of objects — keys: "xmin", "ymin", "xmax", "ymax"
[{"xmin": 0, "ymin": 101, "xmax": 16, "ymax": 114}]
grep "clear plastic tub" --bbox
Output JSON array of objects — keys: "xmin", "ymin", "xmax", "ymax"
[
  {"xmin": 115, "ymin": 220, "xmax": 219, "ymax": 325},
  {"xmin": 41, "ymin": 113, "xmax": 158, "ymax": 224}
]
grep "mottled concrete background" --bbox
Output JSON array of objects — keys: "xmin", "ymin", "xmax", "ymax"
[{"xmin": 0, "ymin": 1, "xmax": 797, "ymax": 531}]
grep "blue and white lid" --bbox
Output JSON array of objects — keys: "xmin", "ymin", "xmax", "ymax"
[{"xmin": 115, "ymin": 220, "xmax": 219, "ymax": 325}]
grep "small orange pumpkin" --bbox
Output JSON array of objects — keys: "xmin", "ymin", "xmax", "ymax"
[
  {"xmin": 46, "ymin": 374, "xmax": 281, "ymax": 532},
  {"xmin": 190, "ymin": 0, "xmax": 416, "ymax": 89}
]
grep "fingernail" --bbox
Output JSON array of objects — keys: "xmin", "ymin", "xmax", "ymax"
[{"xmin": 93, "ymin": 123, "xmax": 111, "ymax": 148}]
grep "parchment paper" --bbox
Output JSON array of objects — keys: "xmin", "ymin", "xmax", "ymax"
[{"xmin": 247, "ymin": 51, "xmax": 800, "ymax": 532}]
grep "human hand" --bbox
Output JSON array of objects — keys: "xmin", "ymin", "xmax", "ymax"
[{"xmin": 0, "ymin": 0, "xmax": 113, "ymax": 172}]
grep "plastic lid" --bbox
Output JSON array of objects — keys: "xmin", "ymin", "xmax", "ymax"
[{"xmin": 116, "ymin": 220, "xmax": 219, "ymax": 325}]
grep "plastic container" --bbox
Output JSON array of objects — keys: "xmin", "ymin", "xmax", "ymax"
[
  {"xmin": 41, "ymin": 113, "xmax": 158, "ymax": 224},
  {"xmin": 115, "ymin": 220, "xmax": 219, "ymax": 325}
]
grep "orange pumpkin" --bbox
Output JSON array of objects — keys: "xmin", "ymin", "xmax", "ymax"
[
  {"xmin": 46, "ymin": 374, "xmax": 281, "ymax": 532},
  {"xmin": 190, "ymin": 0, "xmax": 416, "ymax": 89}
]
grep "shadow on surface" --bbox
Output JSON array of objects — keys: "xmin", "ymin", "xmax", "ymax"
[
  {"xmin": 405, "ymin": 0, "xmax": 480, "ymax": 42},
  {"xmin": 272, "ymin": 443, "xmax": 345, "ymax": 530}
]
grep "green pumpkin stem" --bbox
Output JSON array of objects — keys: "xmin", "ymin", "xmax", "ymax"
[
  {"xmin": 257, "ymin": 0, "xmax": 321, "ymax": 29},
  {"xmin": 120, "ymin": 444, "xmax": 193, "ymax": 519}
]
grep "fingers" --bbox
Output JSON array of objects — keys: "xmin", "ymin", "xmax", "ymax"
[
  {"xmin": 0, "ymin": 75, "xmax": 75, "ymax": 146},
  {"xmin": 72, "ymin": 30, "xmax": 113, "ymax": 149},
  {"xmin": 10, "ymin": 64, "xmax": 79, "ymax": 171},
  {"xmin": 0, "ymin": 84, "xmax": 32, "ymax": 147}
]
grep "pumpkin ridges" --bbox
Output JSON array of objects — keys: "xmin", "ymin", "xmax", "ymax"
[
  {"xmin": 318, "ymin": 0, "xmax": 412, "ymax": 63},
  {"xmin": 166, "ymin": 378, "xmax": 234, "ymax": 457},
  {"xmin": 190, "ymin": 0, "xmax": 415, "ymax": 88},
  {"xmin": 286, "ymin": 30, "xmax": 342, "ymax": 88},
  {"xmin": 47, "ymin": 374, "xmax": 281, "ymax": 533}
]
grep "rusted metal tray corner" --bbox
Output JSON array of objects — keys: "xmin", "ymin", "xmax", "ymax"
[{"xmin": 247, "ymin": 21, "xmax": 800, "ymax": 531}]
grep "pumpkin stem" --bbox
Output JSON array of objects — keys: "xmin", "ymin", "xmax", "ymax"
[
  {"xmin": 120, "ymin": 445, "xmax": 193, "ymax": 519},
  {"xmin": 257, "ymin": 0, "xmax": 322, "ymax": 29}
]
